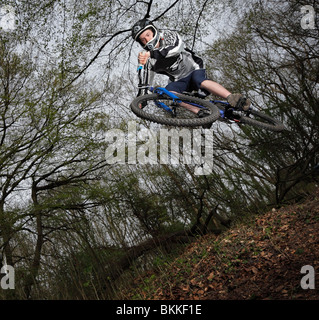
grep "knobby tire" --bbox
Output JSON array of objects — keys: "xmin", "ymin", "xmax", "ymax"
[
  {"xmin": 130, "ymin": 93, "xmax": 219, "ymax": 127},
  {"xmin": 215, "ymin": 103, "xmax": 285, "ymax": 132},
  {"xmin": 238, "ymin": 109, "xmax": 285, "ymax": 132}
]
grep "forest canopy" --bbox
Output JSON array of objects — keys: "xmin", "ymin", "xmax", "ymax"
[{"xmin": 0, "ymin": 0, "xmax": 318, "ymax": 299}]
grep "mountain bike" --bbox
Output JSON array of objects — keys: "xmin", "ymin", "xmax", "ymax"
[{"xmin": 130, "ymin": 66, "xmax": 285, "ymax": 132}]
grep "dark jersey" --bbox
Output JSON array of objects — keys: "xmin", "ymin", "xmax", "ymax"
[{"xmin": 146, "ymin": 30, "xmax": 204, "ymax": 84}]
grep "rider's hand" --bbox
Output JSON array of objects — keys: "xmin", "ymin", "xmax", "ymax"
[{"xmin": 138, "ymin": 51, "xmax": 150, "ymax": 65}]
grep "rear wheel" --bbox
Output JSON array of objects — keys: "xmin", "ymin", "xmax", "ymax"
[
  {"xmin": 240, "ymin": 109, "xmax": 285, "ymax": 131},
  {"xmin": 130, "ymin": 93, "xmax": 219, "ymax": 127},
  {"xmin": 215, "ymin": 102, "xmax": 285, "ymax": 132}
]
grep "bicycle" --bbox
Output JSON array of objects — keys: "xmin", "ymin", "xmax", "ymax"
[{"xmin": 130, "ymin": 65, "xmax": 285, "ymax": 132}]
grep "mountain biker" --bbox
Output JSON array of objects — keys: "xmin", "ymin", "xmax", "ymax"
[{"xmin": 131, "ymin": 19, "xmax": 251, "ymax": 120}]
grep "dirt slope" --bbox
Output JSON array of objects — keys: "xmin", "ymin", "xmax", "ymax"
[{"xmin": 125, "ymin": 187, "xmax": 319, "ymax": 300}]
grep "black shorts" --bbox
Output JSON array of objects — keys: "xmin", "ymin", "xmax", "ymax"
[{"xmin": 165, "ymin": 69, "xmax": 208, "ymax": 93}]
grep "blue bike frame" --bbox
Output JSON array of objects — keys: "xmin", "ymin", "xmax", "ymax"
[{"xmin": 137, "ymin": 65, "xmax": 240, "ymax": 120}]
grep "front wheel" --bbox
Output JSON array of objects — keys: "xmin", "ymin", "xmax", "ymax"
[{"xmin": 130, "ymin": 93, "xmax": 219, "ymax": 127}]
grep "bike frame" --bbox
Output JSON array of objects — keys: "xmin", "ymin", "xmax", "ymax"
[
  {"xmin": 137, "ymin": 65, "xmax": 246, "ymax": 122},
  {"xmin": 138, "ymin": 66, "xmax": 213, "ymax": 115},
  {"xmin": 134, "ymin": 65, "xmax": 284, "ymax": 131}
]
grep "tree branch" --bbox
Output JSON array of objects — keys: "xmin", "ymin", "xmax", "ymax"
[
  {"xmin": 191, "ymin": 0, "xmax": 210, "ymax": 50},
  {"xmin": 144, "ymin": 0, "xmax": 153, "ymax": 19},
  {"xmin": 153, "ymin": 0, "xmax": 181, "ymax": 22},
  {"xmin": 62, "ymin": 28, "xmax": 130, "ymax": 90}
]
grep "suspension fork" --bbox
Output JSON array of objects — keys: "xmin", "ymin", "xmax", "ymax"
[{"xmin": 137, "ymin": 53, "xmax": 151, "ymax": 98}]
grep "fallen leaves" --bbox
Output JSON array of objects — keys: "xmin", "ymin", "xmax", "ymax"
[
  {"xmin": 122, "ymin": 188, "xmax": 319, "ymax": 300},
  {"xmin": 207, "ymin": 272, "xmax": 214, "ymax": 281}
]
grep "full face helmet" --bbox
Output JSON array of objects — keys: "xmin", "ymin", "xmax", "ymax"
[{"xmin": 131, "ymin": 19, "xmax": 160, "ymax": 51}]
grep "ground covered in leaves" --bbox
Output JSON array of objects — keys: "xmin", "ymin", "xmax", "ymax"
[{"xmin": 122, "ymin": 188, "xmax": 319, "ymax": 300}]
